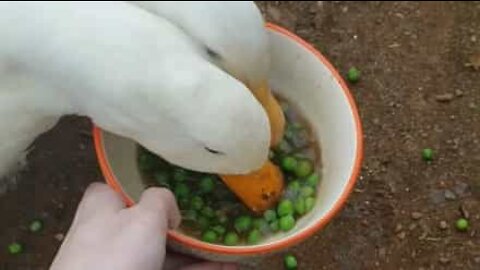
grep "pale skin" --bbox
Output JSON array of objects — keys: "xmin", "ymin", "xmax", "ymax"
[{"xmin": 50, "ymin": 183, "xmax": 236, "ymax": 270}]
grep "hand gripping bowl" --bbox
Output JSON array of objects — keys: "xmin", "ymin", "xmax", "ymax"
[{"xmin": 93, "ymin": 23, "xmax": 363, "ymax": 262}]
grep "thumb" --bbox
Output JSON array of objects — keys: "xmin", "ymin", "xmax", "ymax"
[{"xmin": 135, "ymin": 187, "xmax": 182, "ymax": 230}]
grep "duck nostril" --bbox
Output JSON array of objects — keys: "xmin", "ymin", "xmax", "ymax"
[{"xmin": 204, "ymin": 146, "xmax": 225, "ymax": 155}]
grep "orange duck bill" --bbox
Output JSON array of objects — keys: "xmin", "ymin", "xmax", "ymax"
[{"xmin": 220, "ymin": 82, "xmax": 286, "ymax": 213}]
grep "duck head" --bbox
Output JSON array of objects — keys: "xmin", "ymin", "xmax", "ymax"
[{"xmin": 132, "ymin": 1, "xmax": 286, "ymax": 146}]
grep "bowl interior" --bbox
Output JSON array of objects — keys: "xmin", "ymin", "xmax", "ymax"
[{"xmin": 95, "ymin": 25, "xmax": 361, "ymax": 253}]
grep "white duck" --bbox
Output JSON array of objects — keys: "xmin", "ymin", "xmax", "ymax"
[{"xmin": 0, "ymin": 1, "xmax": 285, "ymax": 190}]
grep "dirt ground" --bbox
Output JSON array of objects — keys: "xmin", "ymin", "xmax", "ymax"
[{"xmin": 1, "ymin": 1, "xmax": 479, "ymax": 269}]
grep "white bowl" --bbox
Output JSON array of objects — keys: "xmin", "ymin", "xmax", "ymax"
[{"xmin": 93, "ymin": 23, "xmax": 363, "ymax": 262}]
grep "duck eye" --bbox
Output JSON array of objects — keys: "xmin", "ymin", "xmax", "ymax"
[
  {"xmin": 204, "ymin": 146, "xmax": 225, "ymax": 155},
  {"xmin": 205, "ymin": 46, "xmax": 222, "ymax": 61}
]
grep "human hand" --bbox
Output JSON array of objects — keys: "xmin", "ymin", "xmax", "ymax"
[{"xmin": 50, "ymin": 183, "xmax": 235, "ymax": 270}]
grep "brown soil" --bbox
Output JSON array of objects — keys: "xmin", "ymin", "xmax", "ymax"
[{"xmin": 1, "ymin": 2, "xmax": 479, "ymax": 269}]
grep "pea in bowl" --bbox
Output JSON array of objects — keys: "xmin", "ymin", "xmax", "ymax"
[{"xmin": 93, "ymin": 23, "xmax": 363, "ymax": 262}]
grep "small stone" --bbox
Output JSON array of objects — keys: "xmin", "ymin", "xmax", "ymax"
[
  {"xmin": 430, "ymin": 190, "xmax": 446, "ymax": 204},
  {"xmin": 459, "ymin": 204, "xmax": 470, "ymax": 219},
  {"xmin": 455, "ymin": 89, "xmax": 464, "ymax": 97},
  {"xmin": 397, "ymin": 231, "xmax": 406, "ymax": 239},
  {"xmin": 467, "ymin": 53, "xmax": 480, "ymax": 70},
  {"xmin": 435, "ymin": 93, "xmax": 454, "ymax": 102},
  {"xmin": 378, "ymin": 247, "xmax": 386, "ymax": 259},
  {"xmin": 469, "ymin": 102, "xmax": 477, "ymax": 109},
  {"xmin": 444, "ymin": 189, "xmax": 457, "ymax": 201},
  {"xmin": 409, "ymin": 223, "xmax": 417, "ymax": 231},
  {"xmin": 450, "ymin": 115, "xmax": 456, "ymax": 120},
  {"xmin": 472, "ymin": 35, "xmax": 478, "ymax": 42},
  {"xmin": 266, "ymin": 5, "xmax": 282, "ymax": 22},
  {"xmin": 439, "ymin": 257, "xmax": 450, "ymax": 264},
  {"xmin": 411, "ymin": 212, "xmax": 423, "ymax": 220},
  {"xmin": 474, "ymin": 257, "xmax": 480, "ymax": 264},
  {"xmin": 395, "ymin": 224, "xmax": 403, "ymax": 233},
  {"xmin": 454, "ymin": 182, "xmax": 469, "ymax": 197},
  {"xmin": 439, "ymin": 221, "xmax": 448, "ymax": 230},
  {"xmin": 54, "ymin": 233, "xmax": 65, "ymax": 242}
]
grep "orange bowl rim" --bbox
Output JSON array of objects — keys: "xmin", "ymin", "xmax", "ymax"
[{"xmin": 92, "ymin": 22, "xmax": 364, "ymax": 256}]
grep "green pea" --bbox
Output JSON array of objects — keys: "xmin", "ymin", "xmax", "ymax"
[
  {"xmin": 191, "ymin": 196, "xmax": 204, "ymax": 211},
  {"xmin": 7, "ymin": 242, "xmax": 23, "ymax": 255},
  {"xmin": 281, "ymin": 156, "xmax": 298, "ymax": 172},
  {"xmin": 224, "ymin": 232, "xmax": 239, "ymax": 246},
  {"xmin": 295, "ymin": 160, "xmax": 313, "ymax": 178},
  {"xmin": 346, "ymin": 67, "xmax": 360, "ymax": 83},
  {"xmin": 174, "ymin": 183, "xmax": 189, "ymax": 198},
  {"xmin": 287, "ymin": 181, "xmax": 301, "ymax": 192},
  {"xmin": 284, "ymin": 254, "xmax": 298, "ymax": 270},
  {"xmin": 422, "ymin": 148, "xmax": 433, "ymax": 161},
  {"xmin": 269, "ymin": 220, "xmax": 279, "ymax": 232},
  {"xmin": 277, "ymin": 140, "xmax": 293, "ymax": 154},
  {"xmin": 173, "ymin": 169, "xmax": 187, "ymax": 182},
  {"xmin": 455, "ymin": 218, "xmax": 469, "ymax": 231},
  {"xmin": 199, "ymin": 177, "xmax": 215, "ymax": 193},
  {"xmin": 306, "ymin": 173, "xmax": 320, "ymax": 187},
  {"xmin": 269, "ymin": 150, "xmax": 275, "ymax": 159},
  {"xmin": 294, "ymin": 198, "xmax": 306, "ymax": 216},
  {"xmin": 201, "ymin": 206, "xmax": 215, "ymax": 219},
  {"xmin": 183, "ymin": 210, "xmax": 197, "ymax": 221},
  {"xmin": 212, "ymin": 225, "xmax": 226, "ymax": 236},
  {"xmin": 292, "ymin": 123, "xmax": 303, "ymax": 130},
  {"xmin": 305, "ymin": 197, "xmax": 315, "ymax": 213},
  {"xmin": 263, "ymin": 209, "xmax": 277, "ymax": 222},
  {"xmin": 247, "ymin": 229, "xmax": 261, "ymax": 245},
  {"xmin": 202, "ymin": 230, "xmax": 218, "ymax": 243},
  {"xmin": 234, "ymin": 216, "xmax": 252, "ymax": 233},
  {"xmin": 153, "ymin": 172, "xmax": 170, "ymax": 187},
  {"xmin": 197, "ymin": 216, "xmax": 210, "ymax": 230},
  {"xmin": 285, "ymin": 125, "xmax": 295, "ymax": 140},
  {"xmin": 178, "ymin": 198, "xmax": 189, "ymax": 209},
  {"xmin": 279, "ymin": 215, "xmax": 296, "ymax": 232},
  {"xmin": 253, "ymin": 218, "xmax": 262, "ymax": 228},
  {"xmin": 277, "ymin": 199, "xmax": 294, "ymax": 217},
  {"xmin": 216, "ymin": 213, "xmax": 228, "ymax": 224},
  {"xmin": 29, "ymin": 220, "xmax": 43, "ymax": 233},
  {"xmin": 253, "ymin": 218, "xmax": 268, "ymax": 230},
  {"xmin": 300, "ymin": 186, "xmax": 315, "ymax": 198},
  {"xmin": 138, "ymin": 152, "xmax": 157, "ymax": 172}
]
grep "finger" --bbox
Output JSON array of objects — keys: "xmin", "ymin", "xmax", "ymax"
[
  {"xmin": 72, "ymin": 183, "xmax": 125, "ymax": 225},
  {"xmin": 136, "ymin": 187, "xmax": 181, "ymax": 229},
  {"xmin": 179, "ymin": 262, "xmax": 238, "ymax": 270}
]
